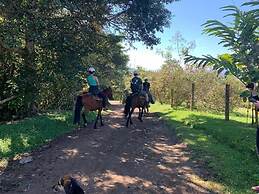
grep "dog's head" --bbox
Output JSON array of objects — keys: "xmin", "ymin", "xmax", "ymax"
[
  {"xmin": 52, "ymin": 175, "xmax": 72, "ymax": 192},
  {"xmin": 52, "ymin": 175, "xmax": 85, "ymax": 194}
]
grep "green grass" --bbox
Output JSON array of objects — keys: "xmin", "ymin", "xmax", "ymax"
[
  {"xmin": 0, "ymin": 111, "xmax": 95, "ymax": 160},
  {"xmin": 151, "ymin": 104, "xmax": 259, "ymax": 194}
]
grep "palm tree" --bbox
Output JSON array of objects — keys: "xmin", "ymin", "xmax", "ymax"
[{"xmin": 185, "ymin": 1, "xmax": 258, "ymax": 85}]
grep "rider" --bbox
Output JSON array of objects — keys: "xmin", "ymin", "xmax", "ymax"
[
  {"xmin": 87, "ymin": 67, "xmax": 99, "ymax": 95},
  {"xmin": 130, "ymin": 71, "xmax": 143, "ymax": 94},
  {"xmin": 143, "ymin": 78, "xmax": 154, "ymax": 104},
  {"xmin": 86, "ymin": 67, "xmax": 107, "ymax": 108},
  {"xmin": 246, "ymin": 82, "xmax": 259, "ymax": 110},
  {"xmin": 143, "ymin": 78, "xmax": 150, "ymax": 92},
  {"xmin": 124, "ymin": 71, "xmax": 143, "ymax": 116}
]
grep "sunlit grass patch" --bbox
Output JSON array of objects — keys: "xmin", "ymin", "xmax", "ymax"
[
  {"xmin": 151, "ymin": 103, "xmax": 258, "ymax": 194},
  {"xmin": 0, "ymin": 138, "xmax": 11, "ymax": 155},
  {"xmin": 0, "ymin": 111, "xmax": 95, "ymax": 160}
]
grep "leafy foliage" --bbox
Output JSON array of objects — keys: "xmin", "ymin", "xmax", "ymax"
[
  {"xmin": 128, "ymin": 60, "xmax": 245, "ymax": 112},
  {"xmin": 0, "ymin": 0, "xmax": 176, "ymax": 120},
  {"xmin": 185, "ymin": 1, "xmax": 259, "ymax": 85}
]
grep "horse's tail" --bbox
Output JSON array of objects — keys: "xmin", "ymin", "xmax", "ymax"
[
  {"xmin": 124, "ymin": 96, "xmax": 131, "ymax": 116},
  {"xmin": 73, "ymin": 95, "xmax": 83, "ymax": 124}
]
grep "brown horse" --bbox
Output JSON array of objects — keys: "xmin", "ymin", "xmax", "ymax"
[
  {"xmin": 124, "ymin": 94, "xmax": 147, "ymax": 127},
  {"xmin": 73, "ymin": 87, "xmax": 113, "ymax": 129}
]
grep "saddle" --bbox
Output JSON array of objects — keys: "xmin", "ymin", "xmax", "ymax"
[{"xmin": 83, "ymin": 92, "xmax": 102, "ymax": 102}]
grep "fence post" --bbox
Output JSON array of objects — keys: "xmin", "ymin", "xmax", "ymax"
[
  {"xmin": 225, "ymin": 84, "xmax": 230, "ymax": 121},
  {"xmin": 256, "ymin": 107, "xmax": 258, "ymax": 127},
  {"xmin": 171, "ymin": 89, "xmax": 174, "ymax": 108},
  {"xmin": 190, "ymin": 83, "xmax": 195, "ymax": 110},
  {"xmin": 252, "ymin": 107, "xmax": 255, "ymax": 125}
]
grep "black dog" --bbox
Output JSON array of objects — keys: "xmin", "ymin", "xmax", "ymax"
[{"xmin": 52, "ymin": 175, "xmax": 84, "ymax": 194}]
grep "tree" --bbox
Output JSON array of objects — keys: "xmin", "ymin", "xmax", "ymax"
[
  {"xmin": 0, "ymin": 0, "xmax": 178, "ymax": 120},
  {"xmin": 185, "ymin": 1, "xmax": 258, "ymax": 85}
]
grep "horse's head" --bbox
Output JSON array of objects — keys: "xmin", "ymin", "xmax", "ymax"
[{"xmin": 103, "ymin": 87, "xmax": 113, "ymax": 100}]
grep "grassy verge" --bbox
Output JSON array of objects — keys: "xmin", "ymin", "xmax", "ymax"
[
  {"xmin": 151, "ymin": 103, "xmax": 259, "ymax": 194},
  {"xmin": 0, "ymin": 111, "xmax": 95, "ymax": 161}
]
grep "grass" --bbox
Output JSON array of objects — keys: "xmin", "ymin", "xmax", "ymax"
[
  {"xmin": 151, "ymin": 104, "xmax": 259, "ymax": 194},
  {"xmin": 0, "ymin": 111, "xmax": 95, "ymax": 160}
]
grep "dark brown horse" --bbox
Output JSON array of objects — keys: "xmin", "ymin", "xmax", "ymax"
[
  {"xmin": 124, "ymin": 94, "xmax": 147, "ymax": 127},
  {"xmin": 73, "ymin": 87, "xmax": 113, "ymax": 129}
]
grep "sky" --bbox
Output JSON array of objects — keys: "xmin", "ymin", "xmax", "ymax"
[{"xmin": 126, "ymin": 0, "xmax": 246, "ymax": 70}]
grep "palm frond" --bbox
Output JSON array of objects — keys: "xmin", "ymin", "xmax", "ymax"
[
  {"xmin": 242, "ymin": 1, "xmax": 259, "ymax": 7},
  {"xmin": 221, "ymin": 5, "xmax": 241, "ymax": 18}
]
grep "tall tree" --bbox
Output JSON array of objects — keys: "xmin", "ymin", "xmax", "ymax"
[{"xmin": 0, "ymin": 0, "xmax": 178, "ymax": 119}]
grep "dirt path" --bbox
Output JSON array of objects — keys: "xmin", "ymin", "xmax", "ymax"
[{"xmin": 0, "ymin": 102, "xmax": 216, "ymax": 194}]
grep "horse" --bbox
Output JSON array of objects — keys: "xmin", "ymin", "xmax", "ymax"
[
  {"xmin": 124, "ymin": 93, "xmax": 148, "ymax": 127},
  {"xmin": 73, "ymin": 87, "xmax": 113, "ymax": 129},
  {"xmin": 143, "ymin": 92, "xmax": 155, "ymax": 115}
]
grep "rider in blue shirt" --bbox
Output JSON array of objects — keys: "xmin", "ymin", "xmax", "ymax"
[
  {"xmin": 87, "ymin": 67, "xmax": 99, "ymax": 95},
  {"xmin": 86, "ymin": 67, "xmax": 107, "ymax": 108}
]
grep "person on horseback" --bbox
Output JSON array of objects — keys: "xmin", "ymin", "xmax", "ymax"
[
  {"xmin": 246, "ymin": 82, "xmax": 259, "ymax": 109},
  {"xmin": 143, "ymin": 78, "xmax": 154, "ymax": 104},
  {"xmin": 130, "ymin": 71, "xmax": 143, "ymax": 94},
  {"xmin": 124, "ymin": 71, "xmax": 144, "ymax": 117},
  {"xmin": 87, "ymin": 67, "xmax": 99, "ymax": 95},
  {"xmin": 86, "ymin": 67, "xmax": 107, "ymax": 108}
]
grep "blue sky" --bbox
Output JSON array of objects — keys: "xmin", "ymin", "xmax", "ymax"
[{"xmin": 127, "ymin": 0, "xmax": 246, "ymax": 70}]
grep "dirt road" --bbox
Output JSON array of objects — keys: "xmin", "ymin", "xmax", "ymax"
[{"xmin": 0, "ymin": 102, "xmax": 216, "ymax": 194}]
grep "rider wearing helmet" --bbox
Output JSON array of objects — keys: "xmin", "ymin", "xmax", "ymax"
[
  {"xmin": 87, "ymin": 67, "xmax": 99, "ymax": 95},
  {"xmin": 143, "ymin": 78, "xmax": 150, "ymax": 93},
  {"xmin": 130, "ymin": 71, "xmax": 142, "ymax": 94},
  {"xmin": 124, "ymin": 71, "xmax": 143, "ymax": 116},
  {"xmin": 143, "ymin": 77, "xmax": 155, "ymax": 104},
  {"xmin": 86, "ymin": 67, "xmax": 107, "ymax": 108}
]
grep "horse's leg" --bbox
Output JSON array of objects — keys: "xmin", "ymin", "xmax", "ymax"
[
  {"xmin": 138, "ymin": 107, "xmax": 142, "ymax": 121},
  {"xmin": 99, "ymin": 109, "xmax": 104, "ymax": 126},
  {"xmin": 126, "ymin": 108, "xmax": 131, "ymax": 127},
  {"xmin": 129, "ymin": 107, "xmax": 134, "ymax": 125},
  {"xmin": 140, "ymin": 107, "xmax": 144, "ymax": 122},
  {"xmin": 82, "ymin": 111, "xmax": 87, "ymax": 127},
  {"xmin": 94, "ymin": 111, "xmax": 100, "ymax": 129},
  {"xmin": 138, "ymin": 107, "xmax": 141, "ymax": 119},
  {"xmin": 138, "ymin": 107, "xmax": 144, "ymax": 122},
  {"xmin": 126, "ymin": 108, "xmax": 134, "ymax": 127}
]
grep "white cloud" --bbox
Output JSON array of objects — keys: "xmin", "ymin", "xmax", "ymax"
[{"xmin": 127, "ymin": 48, "xmax": 165, "ymax": 71}]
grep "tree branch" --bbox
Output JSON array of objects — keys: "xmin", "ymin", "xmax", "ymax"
[
  {"xmin": 0, "ymin": 38, "xmax": 24, "ymax": 55},
  {"xmin": 0, "ymin": 96, "xmax": 16, "ymax": 105}
]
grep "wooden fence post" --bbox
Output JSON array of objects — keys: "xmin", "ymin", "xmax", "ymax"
[
  {"xmin": 252, "ymin": 106, "xmax": 255, "ymax": 125},
  {"xmin": 225, "ymin": 84, "xmax": 230, "ymax": 121},
  {"xmin": 256, "ymin": 108, "xmax": 258, "ymax": 127},
  {"xmin": 190, "ymin": 83, "xmax": 195, "ymax": 110}
]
